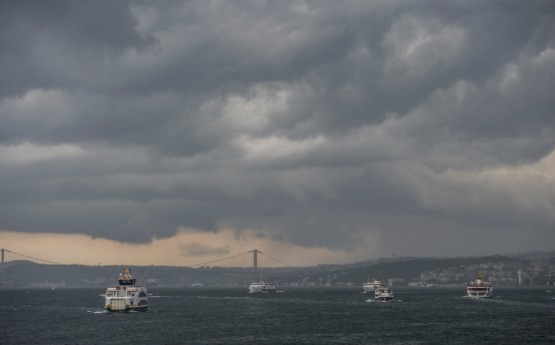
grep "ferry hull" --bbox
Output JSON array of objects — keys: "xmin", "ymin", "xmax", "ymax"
[
  {"xmin": 249, "ymin": 286, "xmax": 276, "ymax": 293},
  {"xmin": 104, "ymin": 294, "xmax": 149, "ymax": 312},
  {"xmin": 374, "ymin": 296, "xmax": 393, "ymax": 302},
  {"xmin": 105, "ymin": 301, "xmax": 148, "ymax": 312},
  {"xmin": 249, "ymin": 281, "xmax": 276, "ymax": 293},
  {"xmin": 466, "ymin": 289, "xmax": 493, "ymax": 298}
]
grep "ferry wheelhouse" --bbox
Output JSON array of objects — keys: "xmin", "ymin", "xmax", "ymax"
[
  {"xmin": 104, "ymin": 266, "xmax": 149, "ymax": 312},
  {"xmin": 466, "ymin": 271, "xmax": 493, "ymax": 298},
  {"xmin": 249, "ymin": 279, "xmax": 276, "ymax": 293}
]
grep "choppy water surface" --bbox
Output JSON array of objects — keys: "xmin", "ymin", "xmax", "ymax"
[{"xmin": 1, "ymin": 287, "xmax": 554, "ymax": 344}]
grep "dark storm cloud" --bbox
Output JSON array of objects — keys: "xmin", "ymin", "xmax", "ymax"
[
  {"xmin": 1, "ymin": 0, "xmax": 554, "ymax": 257},
  {"xmin": 0, "ymin": 0, "xmax": 152, "ymax": 100}
]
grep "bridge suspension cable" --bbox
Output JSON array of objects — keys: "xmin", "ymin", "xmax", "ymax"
[
  {"xmin": 188, "ymin": 249, "xmax": 292, "ymax": 268},
  {"xmin": 2, "ymin": 249, "xmax": 63, "ymax": 265},
  {"xmin": 259, "ymin": 251, "xmax": 292, "ymax": 267},
  {"xmin": 189, "ymin": 250, "xmax": 254, "ymax": 267}
]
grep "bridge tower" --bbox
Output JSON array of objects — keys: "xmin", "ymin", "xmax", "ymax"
[
  {"xmin": 250, "ymin": 249, "xmax": 262, "ymax": 278},
  {"xmin": 252, "ymin": 249, "xmax": 261, "ymax": 271},
  {"xmin": 1, "ymin": 248, "xmax": 4, "ymax": 287}
]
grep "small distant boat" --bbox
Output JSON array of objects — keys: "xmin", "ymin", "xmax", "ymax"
[
  {"xmin": 249, "ymin": 279, "xmax": 276, "ymax": 293},
  {"xmin": 104, "ymin": 266, "xmax": 148, "ymax": 312},
  {"xmin": 374, "ymin": 286, "xmax": 394, "ymax": 301},
  {"xmin": 466, "ymin": 271, "xmax": 493, "ymax": 298},
  {"xmin": 363, "ymin": 277, "xmax": 385, "ymax": 293}
]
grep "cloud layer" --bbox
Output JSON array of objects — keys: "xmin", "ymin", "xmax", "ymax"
[{"xmin": 1, "ymin": 0, "xmax": 554, "ymax": 259}]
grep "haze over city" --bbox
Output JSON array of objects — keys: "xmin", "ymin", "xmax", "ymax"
[{"xmin": 1, "ymin": 0, "xmax": 554, "ymax": 267}]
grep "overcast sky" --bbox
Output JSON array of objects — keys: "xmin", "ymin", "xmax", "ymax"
[{"xmin": 1, "ymin": 0, "xmax": 554, "ymax": 266}]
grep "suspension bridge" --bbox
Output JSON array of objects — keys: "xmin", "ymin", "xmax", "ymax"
[
  {"xmin": 189, "ymin": 249, "xmax": 290, "ymax": 269},
  {"xmin": 0, "ymin": 249, "xmax": 293, "ymax": 287}
]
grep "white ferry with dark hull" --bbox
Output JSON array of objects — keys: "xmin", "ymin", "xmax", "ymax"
[
  {"xmin": 374, "ymin": 286, "xmax": 394, "ymax": 302},
  {"xmin": 249, "ymin": 280, "xmax": 276, "ymax": 293},
  {"xmin": 466, "ymin": 272, "xmax": 493, "ymax": 298},
  {"xmin": 362, "ymin": 278, "xmax": 385, "ymax": 293},
  {"xmin": 104, "ymin": 266, "xmax": 148, "ymax": 312}
]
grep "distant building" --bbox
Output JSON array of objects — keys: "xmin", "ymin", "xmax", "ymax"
[{"xmin": 388, "ymin": 278, "xmax": 406, "ymax": 286}]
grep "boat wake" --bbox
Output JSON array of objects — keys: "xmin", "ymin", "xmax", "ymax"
[{"xmin": 462, "ymin": 295, "xmax": 493, "ymax": 299}]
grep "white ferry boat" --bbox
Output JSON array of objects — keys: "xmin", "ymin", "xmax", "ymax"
[
  {"xmin": 249, "ymin": 279, "xmax": 276, "ymax": 293},
  {"xmin": 104, "ymin": 266, "xmax": 149, "ymax": 312},
  {"xmin": 466, "ymin": 271, "xmax": 493, "ymax": 298},
  {"xmin": 374, "ymin": 286, "xmax": 394, "ymax": 301},
  {"xmin": 362, "ymin": 277, "xmax": 385, "ymax": 293}
]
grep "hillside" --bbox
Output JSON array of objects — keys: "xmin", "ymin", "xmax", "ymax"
[{"xmin": 1, "ymin": 252, "xmax": 553, "ymax": 288}]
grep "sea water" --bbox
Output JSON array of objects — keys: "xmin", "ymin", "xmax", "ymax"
[{"xmin": 1, "ymin": 287, "xmax": 553, "ymax": 344}]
